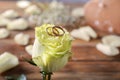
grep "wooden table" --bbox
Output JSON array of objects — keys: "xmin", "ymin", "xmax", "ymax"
[{"xmin": 0, "ymin": 1, "xmax": 120, "ymax": 80}]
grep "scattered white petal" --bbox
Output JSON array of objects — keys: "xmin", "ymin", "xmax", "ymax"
[
  {"xmin": 0, "ymin": 28, "xmax": 10, "ymax": 39},
  {"xmin": 1, "ymin": 9, "xmax": 19, "ymax": 19},
  {"xmin": 71, "ymin": 29, "xmax": 90, "ymax": 41},
  {"xmin": 0, "ymin": 52, "xmax": 19, "ymax": 73},
  {"xmin": 102, "ymin": 35, "xmax": 120, "ymax": 47},
  {"xmin": 70, "ymin": 26, "xmax": 97, "ymax": 41},
  {"xmin": 25, "ymin": 5, "xmax": 41, "ymax": 15},
  {"xmin": 96, "ymin": 43, "xmax": 119, "ymax": 56},
  {"xmin": 79, "ymin": 26, "xmax": 97, "ymax": 39},
  {"xmin": 7, "ymin": 18, "xmax": 28, "ymax": 30},
  {"xmin": 0, "ymin": 16, "xmax": 11, "ymax": 26},
  {"xmin": 14, "ymin": 33, "xmax": 30, "ymax": 45},
  {"xmin": 25, "ymin": 45, "xmax": 33, "ymax": 55},
  {"xmin": 16, "ymin": 0, "xmax": 31, "ymax": 9}
]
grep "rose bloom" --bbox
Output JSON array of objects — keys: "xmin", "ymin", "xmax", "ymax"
[{"xmin": 32, "ymin": 24, "xmax": 72, "ymax": 72}]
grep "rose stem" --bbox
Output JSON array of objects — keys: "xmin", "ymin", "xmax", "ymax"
[
  {"xmin": 40, "ymin": 71, "xmax": 47, "ymax": 80},
  {"xmin": 48, "ymin": 72, "xmax": 52, "ymax": 80}
]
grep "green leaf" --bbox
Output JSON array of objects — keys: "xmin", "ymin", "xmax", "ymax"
[{"xmin": 23, "ymin": 57, "xmax": 37, "ymax": 66}]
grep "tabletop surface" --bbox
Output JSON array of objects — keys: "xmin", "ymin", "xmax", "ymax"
[{"xmin": 0, "ymin": 1, "xmax": 120, "ymax": 80}]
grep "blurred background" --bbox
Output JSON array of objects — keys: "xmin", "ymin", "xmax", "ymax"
[
  {"xmin": 2, "ymin": 0, "xmax": 89, "ymax": 3},
  {"xmin": 1, "ymin": 0, "xmax": 120, "ymax": 80}
]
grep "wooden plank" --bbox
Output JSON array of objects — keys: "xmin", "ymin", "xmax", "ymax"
[
  {"xmin": 64, "ymin": 61, "xmax": 120, "ymax": 72},
  {"xmin": 1, "ymin": 72, "xmax": 120, "ymax": 80},
  {"xmin": 1, "ymin": 38, "xmax": 120, "ymax": 61},
  {"xmin": 72, "ymin": 39, "xmax": 120, "ymax": 61},
  {"xmin": 1, "ymin": 61, "xmax": 120, "ymax": 80},
  {"xmin": 53, "ymin": 72, "xmax": 120, "ymax": 80},
  {"xmin": 15, "ymin": 72, "xmax": 120, "ymax": 80},
  {"xmin": 2, "ymin": 61, "xmax": 120, "ymax": 75}
]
